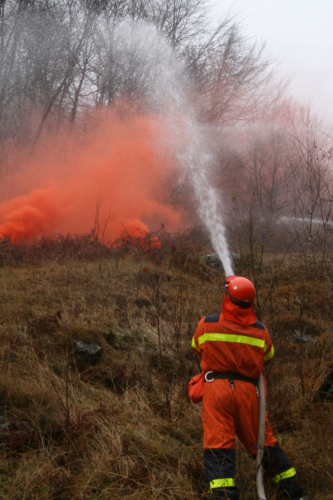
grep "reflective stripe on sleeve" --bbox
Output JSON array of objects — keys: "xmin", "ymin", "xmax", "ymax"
[
  {"xmin": 210, "ymin": 478, "xmax": 235, "ymax": 491},
  {"xmin": 191, "ymin": 336, "xmax": 201, "ymax": 352},
  {"xmin": 264, "ymin": 345, "xmax": 275, "ymax": 362},
  {"xmin": 198, "ymin": 333, "xmax": 265, "ymax": 349},
  {"xmin": 272, "ymin": 467, "xmax": 297, "ymax": 484}
]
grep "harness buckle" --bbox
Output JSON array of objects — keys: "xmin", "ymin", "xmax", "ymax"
[{"xmin": 205, "ymin": 371, "xmax": 215, "ymax": 382}]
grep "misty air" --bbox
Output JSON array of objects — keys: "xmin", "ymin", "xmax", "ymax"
[{"xmin": 0, "ymin": 1, "xmax": 332, "ymax": 499}]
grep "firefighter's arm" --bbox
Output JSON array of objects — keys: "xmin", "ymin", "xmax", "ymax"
[
  {"xmin": 191, "ymin": 318, "xmax": 205, "ymax": 355},
  {"xmin": 263, "ymin": 327, "xmax": 275, "ymax": 365}
]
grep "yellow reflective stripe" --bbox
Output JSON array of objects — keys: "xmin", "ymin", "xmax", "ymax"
[
  {"xmin": 191, "ymin": 336, "xmax": 200, "ymax": 353},
  {"xmin": 264, "ymin": 345, "xmax": 275, "ymax": 362},
  {"xmin": 198, "ymin": 333, "xmax": 265, "ymax": 349},
  {"xmin": 210, "ymin": 478, "xmax": 235, "ymax": 491},
  {"xmin": 272, "ymin": 467, "xmax": 297, "ymax": 484}
]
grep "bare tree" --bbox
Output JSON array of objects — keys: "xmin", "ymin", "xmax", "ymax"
[
  {"xmin": 230, "ymin": 191, "xmax": 293, "ymax": 320},
  {"xmin": 286, "ymin": 105, "xmax": 333, "ymax": 275},
  {"xmin": 185, "ymin": 17, "xmax": 287, "ymax": 124},
  {"xmin": 244, "ymin": 126, "xmax": 294, "ymax": 215},
  {"xmin": 0, "ymin": 0, "xmax": 287, "ymax": 177}
]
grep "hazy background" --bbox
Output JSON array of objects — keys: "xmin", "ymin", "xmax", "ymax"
[
  {"xmin": 0, "ymin": 0, "xmax": 332, "ymax": 252},
  {"xmin": 212, "ymin": 0, "xmax": 333, "ymax": 123}
]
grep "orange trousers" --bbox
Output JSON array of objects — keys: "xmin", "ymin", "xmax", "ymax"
[{"xmin": 202, "ymin": 378, "xmax": 277, "ymax": 454}]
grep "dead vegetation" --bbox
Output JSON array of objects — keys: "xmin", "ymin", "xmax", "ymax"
[{"xmin": 0, "ymin": 232, "xmax": 332, "ymax": 499}]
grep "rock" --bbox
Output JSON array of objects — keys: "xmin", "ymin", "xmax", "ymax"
[
  {"xmin": 74, "ymin": 341, "xmax": 102, "ymax": 364},
  {"xmin": 313, "ymin": 368, "xmax": 333, "ymax": 403},
  {"xmin": 201, "ymin": 253, "xmax": 240, "ymax": 271},
  {"xmin": 0, "ymin": 416, "xmax": 10, "ymax": 434},
  {"xmin": 290, "ymin": 330, "xmax": 316, "ymax": 343},
  {"xmin": 201, "ymin": 254, "xmax": 222, "ymax": 270}
]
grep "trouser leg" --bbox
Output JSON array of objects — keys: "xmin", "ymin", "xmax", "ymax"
[
  {"xmin": 203, "ymin": 448, "xmax": 239, "ymax": 500},
  {"xmin": 263, "ymin": 442, "xmax": 304, "ymax": 498},
  {"xmin": 202, "ymin": 380, "xmax": 238, "ymax": 498}
]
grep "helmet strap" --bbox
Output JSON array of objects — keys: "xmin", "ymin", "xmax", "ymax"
[{"xmin": 226, "ymin": 289, "xmax": 252, "ymax": 309}]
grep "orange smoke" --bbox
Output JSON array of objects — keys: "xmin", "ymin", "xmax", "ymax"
[
  {"xmin": 121, "ymin": 219, "xmax": 161, "ymax": 248},
  {"xmin": 0, "ymin": 106, "xmax": 185, "ymax": 244}
]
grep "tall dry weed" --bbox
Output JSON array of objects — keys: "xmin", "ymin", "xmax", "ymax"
[{"xmin": 0, "ymin": 242, "xmax": 332, "ymax": 498}]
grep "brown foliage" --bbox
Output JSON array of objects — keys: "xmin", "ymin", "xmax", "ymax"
[{"xmin": 0, "ymin": 235, "xmax": 332, "ymax": 498}]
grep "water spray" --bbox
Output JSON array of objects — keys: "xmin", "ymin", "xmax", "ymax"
[
  {"xmin": 0, "ymin": 21, "xmax": 268, "ymax": 498},
  {"xmin": 158, "ymin": 23, "xmax": 267, "ymax": 495}
]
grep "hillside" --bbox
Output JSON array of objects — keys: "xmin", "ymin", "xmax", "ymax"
[{"xmin": 0, "ymin": 239, "xmax": 332, "ymax": 499}]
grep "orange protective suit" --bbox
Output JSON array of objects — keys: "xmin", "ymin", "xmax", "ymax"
[
  {"xmin": 191, "ymin": 295, "xmax": 276, "ymax": 451},
  {"xmin": 202, "ymin": 376, "xmax": 277, "ymax": 452},
  {"xmin": 191, "ymin": 292, "xmax": 304, "ymax": 499}
]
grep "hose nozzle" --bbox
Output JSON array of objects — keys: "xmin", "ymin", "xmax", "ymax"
[{"xmin": 225, "ymin": 275, "xmax": 238, "ymax": 288}]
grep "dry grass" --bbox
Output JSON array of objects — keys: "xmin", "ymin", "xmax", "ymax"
[{"xmin": 0, "ymin": 242, "xmax": 332, "ymax": 499}]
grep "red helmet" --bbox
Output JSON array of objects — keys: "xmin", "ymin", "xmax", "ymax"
[{"xmin": 225, "ymin": 275, "xmax": 255, "ymax": 308}]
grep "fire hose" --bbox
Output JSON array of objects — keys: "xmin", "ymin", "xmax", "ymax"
[{"xmin": 256, "ymin": 373, "xmax": 267, "ymax": 500}]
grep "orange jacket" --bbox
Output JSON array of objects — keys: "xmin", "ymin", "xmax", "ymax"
[{"xmin": 191, "ymin": 295, "xmax": 274, "ymax": 379}]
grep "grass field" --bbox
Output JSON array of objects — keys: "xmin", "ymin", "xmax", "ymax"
[{"xmin": 0, "ymin": 240, "xmax": 332, "ymax": 499}]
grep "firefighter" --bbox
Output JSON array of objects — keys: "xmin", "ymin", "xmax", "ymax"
[{"xmin": 191, "ymin": 275, "xmax": 311, "ymax": 500}]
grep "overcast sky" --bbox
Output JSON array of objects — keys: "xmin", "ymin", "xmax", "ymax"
[{"xmin": 211, "ymin": 0, "xmax": 333, "ymax": 124}]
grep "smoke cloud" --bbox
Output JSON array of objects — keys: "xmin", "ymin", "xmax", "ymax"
[
  {"xmin": 0, "ymin": 107, "xmax": 185, "ymax": 244},
  {"xmin": 0, "ymin": 19, "xmax": 236, "ymax": 277}
]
